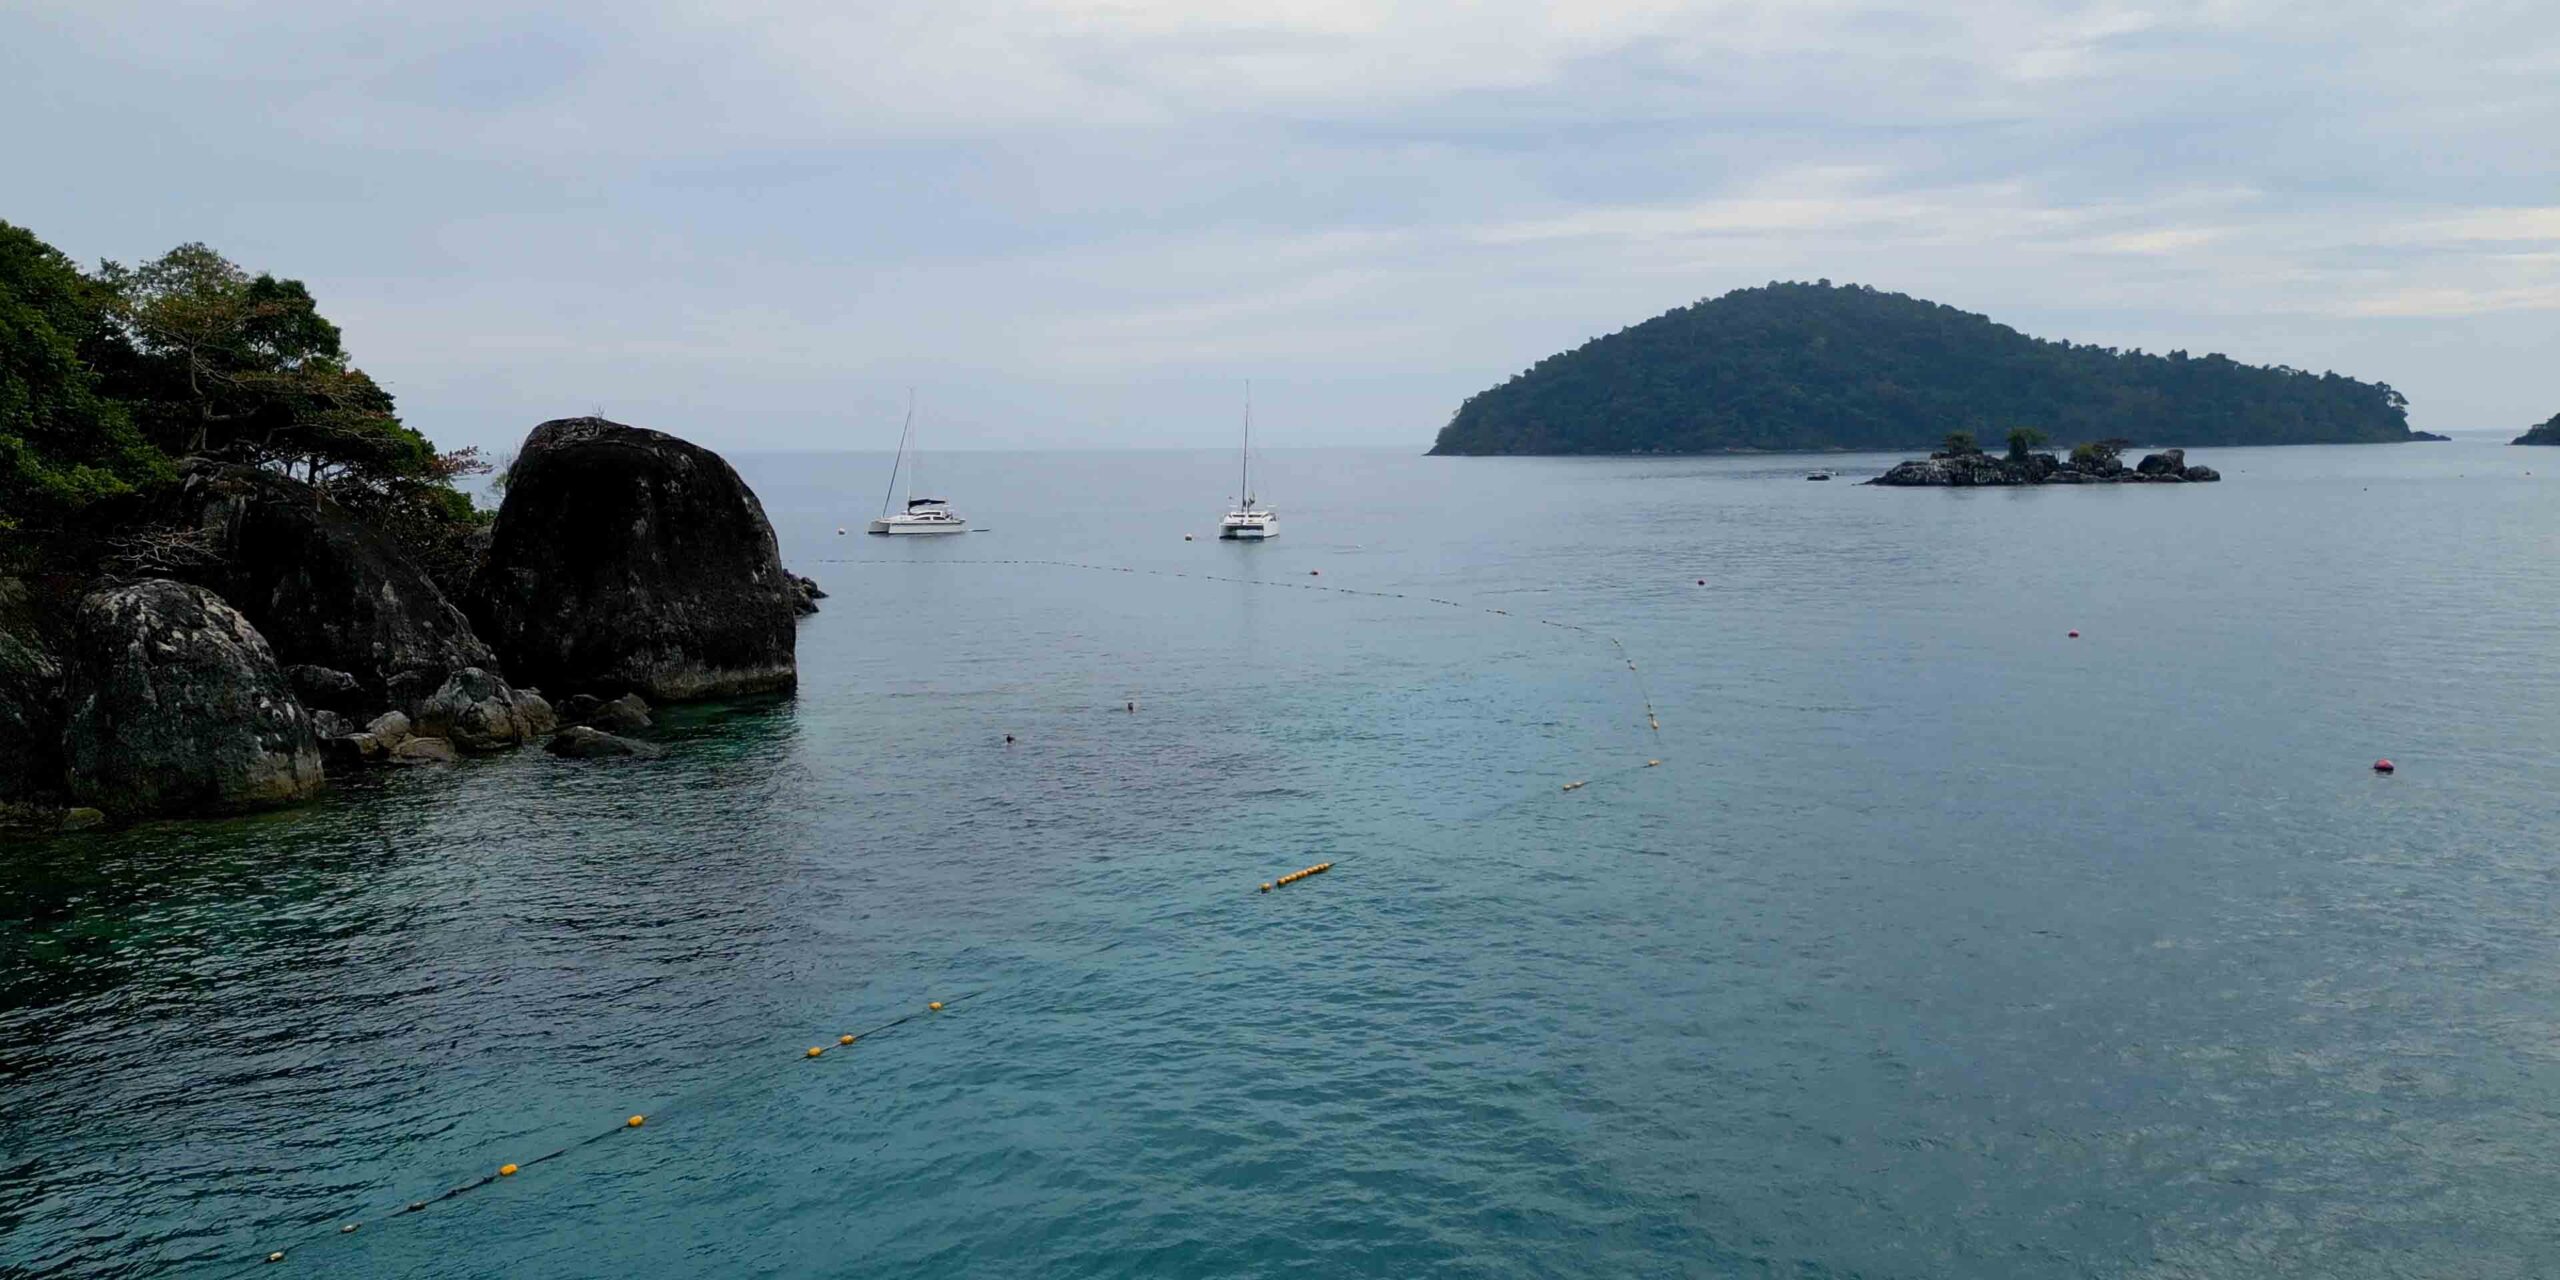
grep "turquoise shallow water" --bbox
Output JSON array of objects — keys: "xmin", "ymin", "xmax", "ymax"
[{"xmin": 6, "ymin": 439, "xmax": 2560, "ymax": 1278}]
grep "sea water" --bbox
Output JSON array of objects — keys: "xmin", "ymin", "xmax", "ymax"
[{"xmin": 5, "ymin": 438, "xmax": 2558, "ymax": 1277}]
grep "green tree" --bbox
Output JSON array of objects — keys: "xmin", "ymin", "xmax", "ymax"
[
  {"xmin": 2005, "ymin": 427, "xmax": 2048, "ymax": 460},
  {"xmin": 1941, "ymin": 431, "xmax": 1978, "ymax": 456},
  {"xmin": 2070, "ymin": 439, "xmax": 2125, "ymax": 467},
  {"xmin": 93, "ymin": 243, "xmax": 473, "ymax": 500},
  {"xmin": 0, "ymin": 221, "xmax": 171, "ymax": 532}
]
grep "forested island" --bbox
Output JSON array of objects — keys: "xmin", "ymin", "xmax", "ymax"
[
  {"xmin": 2512, "ymin": 413, "xmax": 2560, "ymax": 445},
  {"xmin": 2, "ymin": 219, "xmax": 812, "ymax": 833},
  {"xmin": 1429, "ymin": 281, "xmax": 2439, "ymax": 456}
]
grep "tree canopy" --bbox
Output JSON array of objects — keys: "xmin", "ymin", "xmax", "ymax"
[
  {"xmin": 1428, "ymin": 281, "xmax": 2424, "ymax": 455},
  {"xmin": 0, "ymin": 221, "xmax": 481, "ymax": 548},
  {"xmin": 0, "ymin": 223, "xmax": 167, "ymax": 530}
]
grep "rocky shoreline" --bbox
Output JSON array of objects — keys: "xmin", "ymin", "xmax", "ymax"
[
  {"xmin": 2, "ymin": 418, "xmax": 815, "ymax": 835},
  {"xmin": 1869, "ymin": 446, "xmax": 2221, "ymax": 487}
]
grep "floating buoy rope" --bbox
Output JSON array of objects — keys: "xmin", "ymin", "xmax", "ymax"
[{"xmin": 226, "ymin": 558, "xmax": 1673, "ymax": 1273}]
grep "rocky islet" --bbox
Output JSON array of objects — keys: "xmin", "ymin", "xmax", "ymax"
[
  {"xmin": 1868, "ymin": 446, "xmax": 2223, "ymax": 487},
  {"xmin": 1, "ymin": 419, "xmax": 819, "ymax": 833}
]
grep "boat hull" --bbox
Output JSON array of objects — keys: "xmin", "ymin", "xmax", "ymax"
[
  {"xmin": 1218, "ymin": 522, "xmax": 1277, "ymax": 540},
  {"xmin": 869, "ymin": 518, "xmax": 969, "ymax": 535}
]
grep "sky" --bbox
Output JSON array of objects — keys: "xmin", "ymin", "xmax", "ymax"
[{"xmin": 5, "ymin": 1, "xmax": 2556, "ymax": 453}]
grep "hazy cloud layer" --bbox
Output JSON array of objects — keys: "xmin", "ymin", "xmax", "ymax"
[{"xmin": 6, "ymin": 1, "xmax": 2556, "ymax": 449}]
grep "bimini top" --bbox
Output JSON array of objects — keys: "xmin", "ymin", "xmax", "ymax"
[{"xmin": 907, "ymin": 497, "xmax": 947, "ymax": 509}]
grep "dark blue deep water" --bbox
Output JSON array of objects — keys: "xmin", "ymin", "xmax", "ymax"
[{"xmin": 6, "ymin": 439, "xmax": 2559, "ymax": 1278}]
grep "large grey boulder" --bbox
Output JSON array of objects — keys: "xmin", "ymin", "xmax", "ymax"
[
  {"xmin": 414, "ymin": 667, "xmax": 556, "ymax": 752},
  {"xmin": 470, "ymin": 418, "xmax": 797, "ymax": 702},
  {"xmin": 61, "ymin": 580, "xmax": 324, "ymax": 820},
  {"xmin": 179, "ymin": 463, "xmax": 498, "ymax": 709},
  {"xmin": 2135, "ymin": 448, "xmax": 2187, "ymax": 477}
]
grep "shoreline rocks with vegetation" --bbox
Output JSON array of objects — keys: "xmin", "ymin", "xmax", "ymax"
[
  {"xmin": 1, "ymin": 219, "xmax": 821, "ymax": 834},
  {"xmin": 1868, "ymin": 432, "xmax": 2221, "ymax": 487},
  {"xmin": 2512, "ymin": 413, "xmax": 2560, "ymax": 445}
]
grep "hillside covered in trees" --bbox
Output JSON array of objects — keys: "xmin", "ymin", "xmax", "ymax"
[{"xmin": 1429, "ymin": 282, "xmax": 2431, "ymax": 455}]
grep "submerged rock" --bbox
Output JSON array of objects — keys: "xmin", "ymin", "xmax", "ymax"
[
  {"xmin": 390, "ymin": 735, "xmax": 458, "ymax": 765},
  {"xmin": 587, "ymin": 692, "xmax": 652, "ymax": 733},
  {"xmin": 61, "ymin": 580, "xmax": 324, "ymax": 820},
  {"xmin": 471, "ymin": 417, "xmax": 797, "ymax": 702},
  {"xmin": 546, "ymin": 725, "xmax": 665, "ymax": 759},
  {"xmin": 791, "ymin": 573, "xmax": 826, "ymax": 616},
  {"xmin": 180, "ymin": 464, "xmax": 498, "ymax": 708},
  {"xmin": 414, "ymin": 667, "xmax": 556, "ymax": 752}
]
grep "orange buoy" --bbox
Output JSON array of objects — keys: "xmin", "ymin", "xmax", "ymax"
[
  {"xmin": 2374, "ymin": 759, "xmax": 2396, "ymax": 774},
  {"xmin": 499, "ymin": 1164, "xmax": 518, "ymax": 1177}
]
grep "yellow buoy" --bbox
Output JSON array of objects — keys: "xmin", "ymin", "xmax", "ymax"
[
  {"xmin": 840, "ymin": 1034, "xmax": 856, "ymax": 1045},
  {"xmin": 1260, "ymin": 883, "xmax": 1271, "ymax": 892},
  {"xmin": 267, "ymin": 1252, "xmax": 285, "ymax": 1263},
  {"xmin": 929, "ymin": 1001, "xmax": 944, "ymax": 1011},
  {"xmin": 627, "ymin": 1115, "xmax": 645, "ymax": 1128},
  {"xmin": 1646, "ymin": 759, "xmax": 1660, "ymax": 767},
  {"xmin": 499, "ymin": 1164, "xmax": 518, "ymax": 1177},
  {"xmin": 807, "ymin": 1046, "xmax": 824, "ymax": 1058}
]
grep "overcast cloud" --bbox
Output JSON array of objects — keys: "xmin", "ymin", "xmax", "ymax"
[{"xmin": 6, "ymin": 1, "xmax": 2556, "ymax": 451}]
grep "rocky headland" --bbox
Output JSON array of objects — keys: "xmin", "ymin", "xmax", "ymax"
[
  {"xmin": 2, "ymin": 418, "xmax": 818, "ymax": 835},
  {"xmin": 2512, "ymin": 413, "xmax": 2560, "ymax": 445},
  {"xmin": 1869, "ymin": 444, "xmax": 2222, "ymax": 487}
]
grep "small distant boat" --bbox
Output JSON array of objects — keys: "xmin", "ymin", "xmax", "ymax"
[
  {"xmin": 868, "ymin": 392, "xmax": 968, "ymax": 535},
  {"xmin": 1218, "ymin": 385, "xmax": 1277, "ymax": 540},
  {"xmin": 1805, "ymin": 470, "xmax": 1834, "ymax": 481}
]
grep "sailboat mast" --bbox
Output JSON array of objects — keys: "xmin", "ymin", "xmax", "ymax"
[
  {"xmin": 1240, "ymin": 382, "xmax": 1252, "ymax": 506},
  {"xmin": 878, "ymin": 389, "xmax": 915, "ymax": 518}
]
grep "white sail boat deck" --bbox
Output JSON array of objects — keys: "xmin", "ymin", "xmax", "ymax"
[
  {"xmin": 868, "ymin": 393, "xmax": 968, "ymax": 535},
  {"xmin": 1218, "ymin": 388, "xmax": 1277, "ymax": 540}
]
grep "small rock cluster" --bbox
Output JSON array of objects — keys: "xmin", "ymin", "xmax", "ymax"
[
  {"xmin": 1869, "ymin": 446, "xmax": 2221, "ymax": 487},
  {"xmin": 2, "ymin": 418, "xmax": 817, "ymax": 834}
]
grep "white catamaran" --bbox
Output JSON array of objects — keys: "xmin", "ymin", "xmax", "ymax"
[
  {"xmin": 868, "ymin": 393, "xmax": 968, "ymax": 535},
  {"xmin": 1218, "ymin": 388, "xmax": 1277, "ymax": 540}
]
